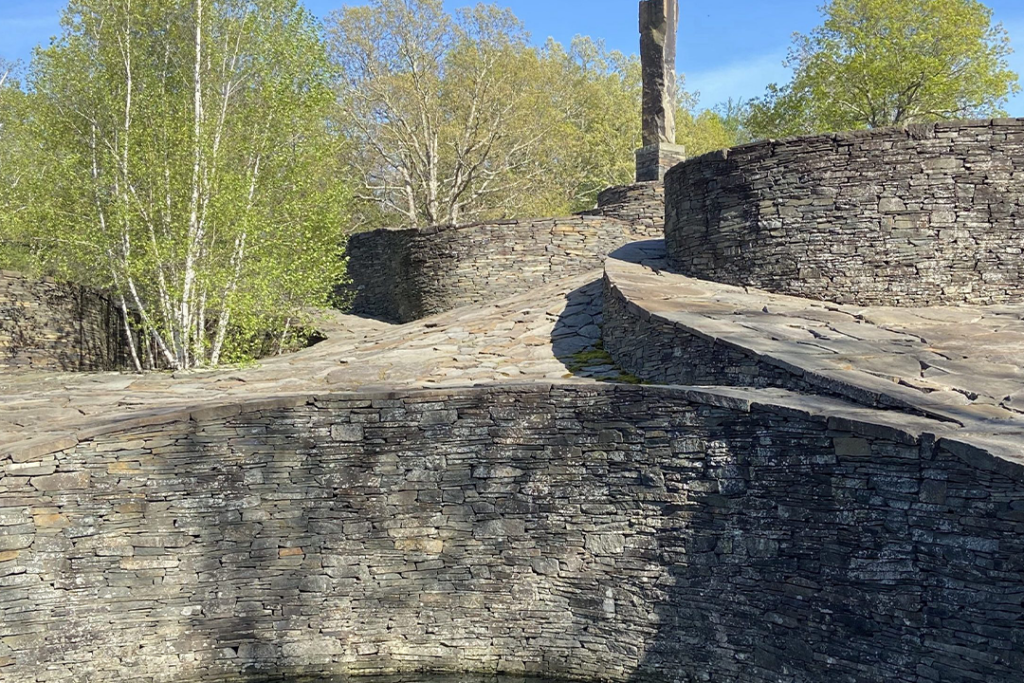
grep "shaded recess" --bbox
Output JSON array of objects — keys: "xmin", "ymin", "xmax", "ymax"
[
  {"xmin": 664, "ymin": 118, "xmax": 1024, "ymax": 307},
  {"xmin": 0, "ymin": 270, "xmax": 130, "ymax": 371}
]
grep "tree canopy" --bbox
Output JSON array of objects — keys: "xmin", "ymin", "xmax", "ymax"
[
  {"xmin": 326, "ymin": 0, "xmax": 745, "ymax": 228},
  {"xmin": 1, "ymin": 0, "xmax": 350, "ymax": 369},
  {"xmin": 747, "ymin": 0, "xmax": 1021, "ymax": 138}
]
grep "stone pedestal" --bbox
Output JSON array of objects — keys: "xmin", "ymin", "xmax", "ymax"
[{"xmin": 635, "ymin": 143, "xmax": 687, "ymax": 182}]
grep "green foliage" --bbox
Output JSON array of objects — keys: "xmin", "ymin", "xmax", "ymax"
[
  {"xmin": 748, "ymin": 0, "xmax": 1021, "ymax": 138},
  {"xmin": 567, "ymin": 342, "xmax": 645, "ymax": 384},
  {"xmin": 328, "ymin": 0, "xmax": 749, "ymax": 226},
  {"xmin": 676, "ymin": 92, "xmax": 752, "ymax": 157},
  {"xmin": 538, "ymin": 36, "xmax": 642, "ymax": 214},
  {"xmin": 327, "ymin": 0, "xmax": 552, "ymax": 227},
  {"xmin": 0, "ymin": 59, "xmax": 37, "ymax": 273},
  {"xmin": 1, "ymin": 0, "xmax": 350, "ymax": 369}
]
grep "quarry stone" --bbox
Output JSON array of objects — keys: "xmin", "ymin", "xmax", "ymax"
[{"xmin": 3, "ymin": 117, "xmax": 1024, "ymax": 683}]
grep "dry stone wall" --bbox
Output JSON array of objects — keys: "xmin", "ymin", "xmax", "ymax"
[
  {"xmin": 580, "ymin": 181, "xmax": 666, "ymax": 233},
  {"xmin": 602, "ymin": 275, "xmax": 928, "ymax": 414},
  {"xmin": 348, "ymin": 199, "xmax": 663, "ymax": 323},
  {"xmin": 2, "ymin": 385, "xmax": 1023, "ymax": 683},
  {"xmin": 665, "ymin": 118, "xmax": 1024, "ymax": 306},
  {"xmin": 0, "ymin": 271, "xmax": 128, "ymax": 371}
]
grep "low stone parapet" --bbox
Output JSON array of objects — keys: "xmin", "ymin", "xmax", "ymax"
[
  {"xmin": 346, "ymin": 215, "xmax": 651, "ymax": 323},
  {"xmin": 2, "ymin": 384, "xmax": 1021, "ymax": 682}
]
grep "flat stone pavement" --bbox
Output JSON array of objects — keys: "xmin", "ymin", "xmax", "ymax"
[
  {"xmin": 607, "ymin": 240, "xmax": 1024, "ymax": 465},
  {"xmin": 5, "ymin": 239, "xmax": 1024, "ymax": 469},
  {"xmin": 0, "ymin": 273, "xmax": 614, "ymax": 453}
]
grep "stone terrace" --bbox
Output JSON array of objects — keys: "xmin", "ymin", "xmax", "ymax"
[
  {"xmin": 0, "ymin": 273, "xmax": 610, "ymax": 456},
  {"xmin": 604, "ymin": 240, "xmax": 1024, "ymax": 467},
  {"xmin": 4, "ymin": 254, "xmax": 1024, "ymax": 469}
]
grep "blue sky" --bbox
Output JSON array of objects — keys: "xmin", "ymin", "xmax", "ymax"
[{"xmin": 3, "ymin": 0, "xmax": 1024, "ymax": 114}]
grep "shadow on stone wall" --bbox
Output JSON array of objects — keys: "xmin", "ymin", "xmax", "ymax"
[
  {"xmin": 9, "ymin": 387, "xmax": 1024, "ymax": 682},
  {"xmin": 629, "ymin": 414, "xmax": 1024, "ymax": 683},
  {"xmin": 0, "ymin": 273, "xmax": 131, "ymax": 371}
]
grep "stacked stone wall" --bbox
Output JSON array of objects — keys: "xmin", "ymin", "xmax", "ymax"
[
  {"xmin": 348, "ymin": 212, "xmax": 662, "ymax": 324},
  {"xmin": 580, "ymin": 181, "xmax": 665, "ymax": 233},
  {"xmin": 2, "ymin": 385, "xmax": 1022, "ymax": 683},
  {"xmin": 665, "ymin": 118, "xmax": 1024, "ymax": 306},
  {"xmin": 602, "ymin": 275, "xmax": 930, "ymax": 415},
  {"xmin": 0, "ymin": 271, "xmax": 128, "ymax": 371}
]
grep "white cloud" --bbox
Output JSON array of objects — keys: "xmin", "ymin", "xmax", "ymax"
[{"xmin": 682, "ymin": 51, "xmax": 790, "ymax": 110}]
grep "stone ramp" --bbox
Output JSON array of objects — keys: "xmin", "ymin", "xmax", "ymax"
[
  {"xmin": 6, "ymin": 240, "xmax": 1024, "ymax": 469},
  {"xmin": 0, "ymin": 272, "xmax": 607, "ymax": 456},
  {"xmin": 603, "ymin": 240, "xmax": 1024, "ymax": 467}
]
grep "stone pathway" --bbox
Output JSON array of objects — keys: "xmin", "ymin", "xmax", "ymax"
[
  {"xmin": 0, "ymin": 274, "xmax": 613, "ymax": 453},
  {"xmin": 606, "ymin": 240, "xmax": 1024, "ymax": 465},
  {"xmin": 5, "ymin": 239, "xmax": 1024, "ymax": 469}
]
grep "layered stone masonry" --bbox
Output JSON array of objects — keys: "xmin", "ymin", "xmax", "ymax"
[
  {"xmin": 602, "ymin": 273, "xmax": 939, "ymax": 418},
  {"xmin": 580, "ymin": 181, "xmax": 666, "ymax": 233},
  {"xmin": 0, "ymin": 271, "xmax": 129, "ymax": 371},
  {"xmin": 665, "ymin": 118, "xmax": 1024, "ymax": 307},
  {"xmin": 2, "ymin": 385, "xmax": 1022, "ymax": 683},
  {"xmin": 348, "ymin": 190, "xmax": 663, "ymax": 324}
]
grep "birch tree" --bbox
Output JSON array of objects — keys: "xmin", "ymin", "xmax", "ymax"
[
  {"xmin": 326, "ymin": 0, "xmax": 558, "ymax": 227},
  {"xmin": 7, "ymin": 0, "xmax": 349, "ymax": 369}
]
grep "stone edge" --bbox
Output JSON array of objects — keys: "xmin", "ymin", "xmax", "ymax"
[
  {"xmin": 348, "ymin": 214, "xmax": 636, "ymax": 239},
  {"xmin": 6, "ymin": 381, "xmax": 1017, "ymax": 483},
  {"xmin": 668, "ymin": 116, "xmax": 1024, "ymax": 173},
  {"xmin": 602, "ymin": 256, "xmax": 1024, "ymax": 481}
]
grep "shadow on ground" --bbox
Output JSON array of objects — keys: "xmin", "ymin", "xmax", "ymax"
[{"xmin": 550, "ymin": 278, "xmax": 643, "ymax": 383}]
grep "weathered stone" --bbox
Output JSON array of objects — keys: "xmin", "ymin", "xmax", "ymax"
[
  {"xmin": 330, "ymin": 424, "xmax": 364, "ymax": 442},
  {"xmin": 585, "ymin": 533, "xmax": 626, "ymax": 555},
  {"xmin": 393, "ymin": 538, "xmax": 444, "ymax": 554},
  {"xmin": 531, "ymin": 557, "xmax": 560, "ymax": 575},
  {"xmin": 4, "ymin": 462, "xmax": 56, "ymax": 477},
  {"xmin": 119, "ymin": 556, "xmax": 178, "ymax": 570},
  {"xmin": 834, "ymin": 437, "xmax": 872, "ymax": 457},
  {"xmin": 472, "ymin": 465, "xmax": 524, "ymax": 479},
  {"xmin": 664, "ymin": 120, "xmax": 1024, "ymax": 307},
  {"xmin": 635, "ymin": 142, "xmax": 687, "ymax": 183},
  {"xmin": 0, "ymin": 272, "xmax": 131, "ymax": 372},
  {"xmin": 29, "ymin": 472, "xmax": 89, "ymax": 492},
  {"xmin": 0, "ymin": 384, "xmax": 1022, "ymax": 683},
  {"xmin": 639, "ymin": 0, "xmax": 678, "ymax": 147},
  {"xmin": 0, "ymin": 535, "xmax": 32, "ymax": 551},
  {"xmin": 346, "ymin": 215, "xmax": 660, "ymax": 324},
  {"xmin": 473, "ymin": 518, "xmax": 526, "ymax": 539}
]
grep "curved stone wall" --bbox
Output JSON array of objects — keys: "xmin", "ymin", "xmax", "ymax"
[
  {"xmin": 0, "ymin": 270, "xmax": 129, "ymax": 371},
  {"xmin": 347, "ymin": 214, "xmax": 661, "ymax": 324},
  {"xmin": 3, "ymin": 384, "xmax": 1023, "ymax": 683},
  {"xmin": 580, "ymin": 181, "xmax": 665, "ymax": 233},
  {"xmin": 665, "ymin": 118, "xmax": 1024, "ymax": 306}
]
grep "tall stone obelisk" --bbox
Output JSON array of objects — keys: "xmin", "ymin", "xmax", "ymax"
[{"xmin": 635, "ymin": 0, "xmax": 686, "ymax": 182}]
